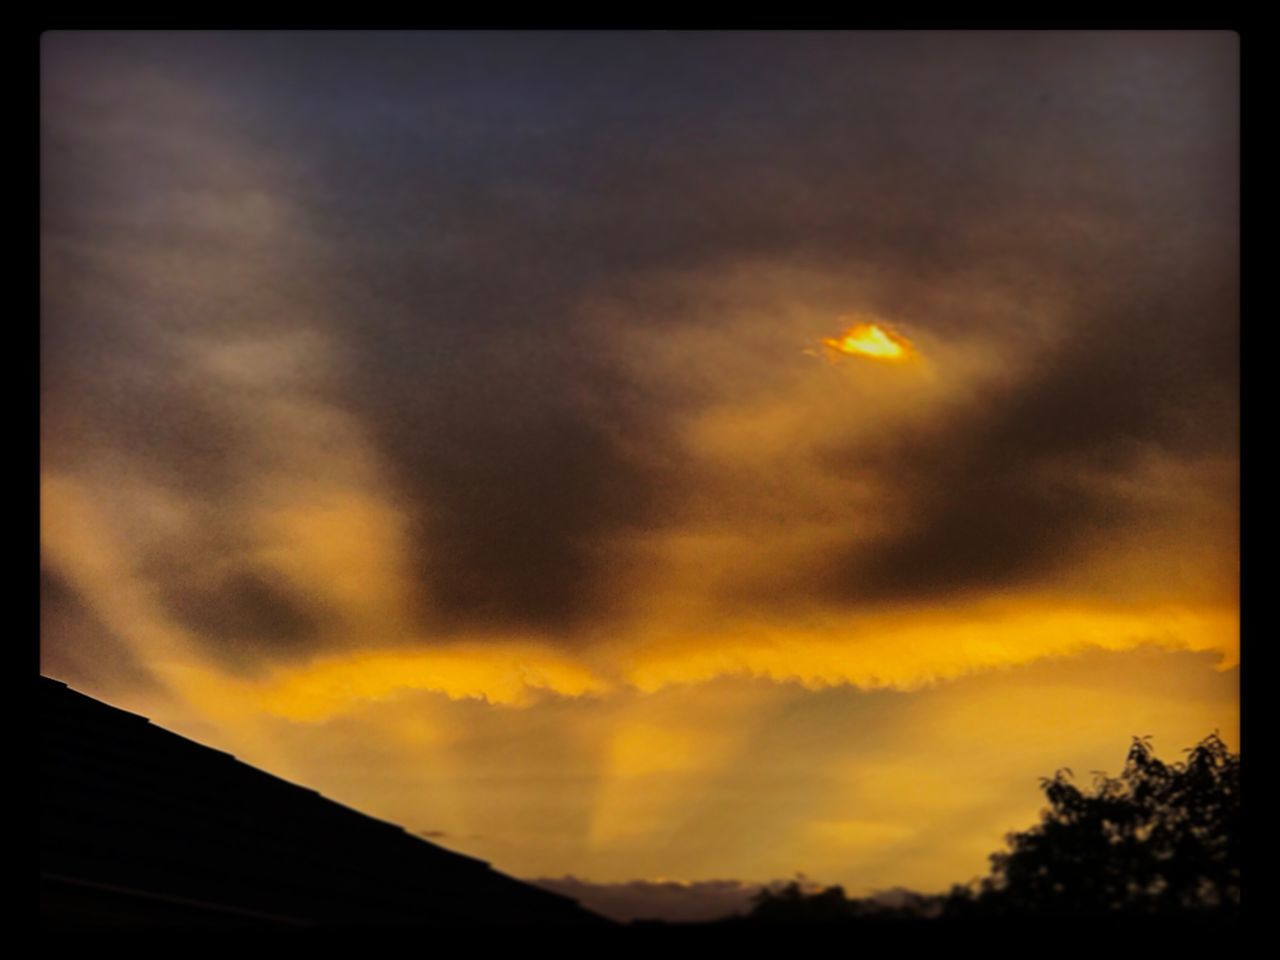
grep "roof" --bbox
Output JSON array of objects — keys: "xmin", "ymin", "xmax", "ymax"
[{"xmin": 39, "ymin": 676, "xmax": 610, "ymax": 927}]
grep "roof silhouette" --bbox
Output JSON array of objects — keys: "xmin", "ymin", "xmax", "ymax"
[{"xmin": 39, "ymin": 676, "xmax": 611, "ymax": 927}]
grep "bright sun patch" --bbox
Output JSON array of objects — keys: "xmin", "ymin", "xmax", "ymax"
[{"xmin": 821, "ymin": 321, "xmax": 916, "ymax": 363}]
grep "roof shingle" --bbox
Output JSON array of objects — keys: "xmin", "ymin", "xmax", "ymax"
[{"xmin": 39, "ymin": 676, "xmax": 610, "ymax": 927}]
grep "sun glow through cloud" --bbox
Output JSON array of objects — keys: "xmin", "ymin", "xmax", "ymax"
[{"xmin": 820, "ymin": 321, "xmax": 917, "ymax": 363}]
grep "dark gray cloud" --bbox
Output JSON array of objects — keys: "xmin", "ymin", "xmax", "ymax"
[
  {"xmin": 157, "ymin": 568, "xmax": 322, "ymax": 666},
  {"xmin": 41, "ymin": 32, "xmax": 1238, "ymax": 659}
]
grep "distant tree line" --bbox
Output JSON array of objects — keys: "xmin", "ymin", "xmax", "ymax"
[{"xmin": 733, "ymin": 733, "xmax": 1239, "ymax": 924}]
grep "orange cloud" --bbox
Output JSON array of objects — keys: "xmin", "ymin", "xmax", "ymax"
[
  {"xmin": 611, "ymin": 598, "xmax": 1236, "ymax": 696},
  {"xmin": 249, "ymin": 645, "xmax": 612, "ymax": 718}
]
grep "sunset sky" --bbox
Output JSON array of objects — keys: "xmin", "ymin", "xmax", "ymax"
[{"xmin": 41, "ymin": 31, "xmax": 1238, "ymax": 921}]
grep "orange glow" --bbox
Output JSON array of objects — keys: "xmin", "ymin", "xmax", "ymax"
[
  {"xmin": 243, "ymin": 645, "xmax": 613, "ymax": 719},
  {"xmin": 821, "ymin": 321, "xmax": 916, "ymax": 362},
  {"xmin": 614, "ymin": 600, "xmax": 1237, "ymax": 695}
]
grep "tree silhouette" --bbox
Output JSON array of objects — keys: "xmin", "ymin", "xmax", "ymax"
[
  {"xmin": 945, "ymin": 733, "xmax": 1240, "ymax": 919},
  {"xmin": 747, "ymin": 881, "xmax": 854, "ymax": 923},
  {"xmin": 742, "ymin": 881, "xmax": 947, "ymax": 925}
]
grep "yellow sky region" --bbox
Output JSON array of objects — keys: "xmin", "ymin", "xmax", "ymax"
[
  {"xmin": 137, "ymin": 648, "xmax": 1234, "ymax": 896},
  {"xmin": 793, "ymin": 653, "xmax": 1239, "ymax": 893}
]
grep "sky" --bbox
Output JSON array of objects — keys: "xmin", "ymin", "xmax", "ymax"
[{"xmin": 40, "ymin": 31, "xmax": 1238, "ymax": 922}]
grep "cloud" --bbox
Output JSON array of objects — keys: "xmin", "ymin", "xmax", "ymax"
[{"xmin": 41, "ymin": 31, "xmax": 1236, "ymax": 720}]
